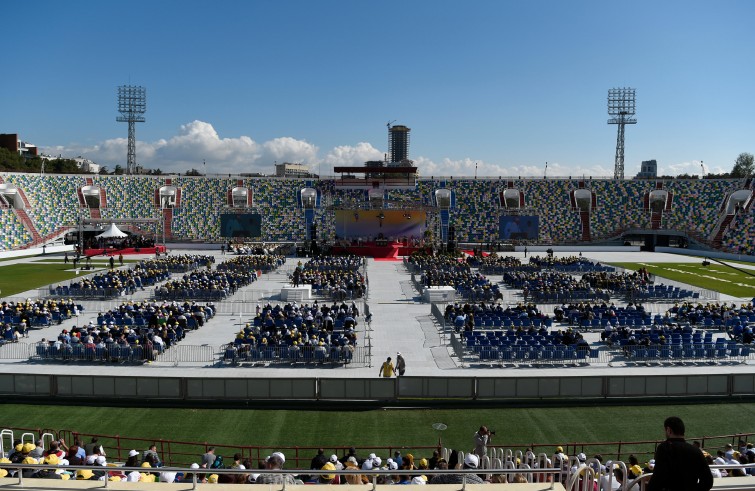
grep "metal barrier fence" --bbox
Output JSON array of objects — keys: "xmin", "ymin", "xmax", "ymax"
[{"xmin": 220, "ymin": 344, "xmax": 368, "ymax": 367}]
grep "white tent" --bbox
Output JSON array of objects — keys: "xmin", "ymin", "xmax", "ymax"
[{"xmin": 95, "ymin": 223, "xmax": 128, "ymax": 239}]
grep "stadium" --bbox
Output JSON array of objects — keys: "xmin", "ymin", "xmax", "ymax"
[{"xmin": 1, "ymin": 169, "xmax": 755, "ymax": 490}]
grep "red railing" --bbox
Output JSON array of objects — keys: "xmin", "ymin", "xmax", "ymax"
[{"xmin": 5, "ymin": 426, "xmax": 754, "ymax": 468}]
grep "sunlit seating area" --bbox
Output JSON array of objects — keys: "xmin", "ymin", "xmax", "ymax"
[{"xmin": 0, "ymin": 208, "xmax": 32, "ymax": 249}]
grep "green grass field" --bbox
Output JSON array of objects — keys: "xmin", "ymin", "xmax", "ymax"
[
  {"xmin": 610, "ymin": 262, "xmax": 755, "ymax": 298},
  {"xmin": 2, "ymin": 402, "xmax": 754, "ymax": 462},
  {"xmin": 0, "ymin": 263, "xmax": 106, "ymax": 297}
]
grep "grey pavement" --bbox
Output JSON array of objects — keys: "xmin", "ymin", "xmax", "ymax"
[{"xmin": 0, "ymin": 249, "xmax": 753, "ymax": 379}]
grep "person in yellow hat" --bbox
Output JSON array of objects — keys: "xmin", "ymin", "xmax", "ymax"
[
  {"xmin": 0, "ymin": 457, "xmax": 11, "ymax": 478},
  {"xmin": 77, "ymin": 469, "xmax": 95, "ymax": 480},
  {"xmin": 21, "ymin": 456, "xmax": 39, "ymax": 478},
  {"xmin": 320, "ymin": 462, "xmax": 336, "ymax": 484},
  {"xmin": 139, "ymin": 461, "xmax": 156, "ymax": 482}
]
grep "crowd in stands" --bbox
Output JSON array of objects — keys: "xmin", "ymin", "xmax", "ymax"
[
  {"xmin": 293, "ymin": 256, "xmax": 366, "ymax": 300},
  {"xmin": 408, "ymin": 253, "xmax": 500, "ymax": 300},
  {"xmin": 155, "ymin": 270, "xmax": 255, "ymax": 301},
  {"xmin": 5, "ymin": 432, "xmax": 747, "ymax": 486},
  {"xmin": 215, "ymin": 254, "xmax": 285, "ymax": 273},
  {"xmin": 33, "ymin": 301, "xmax": 215, "ymax": 363},
  {"xmin": 225, "ymin": 242, "xmax": 290, "ymax": 256},
  {"xmin": 445, "ymin": 302, "xmax": 552, "ymax": 331},
  {"xmin": 150, "ymin": 254, "xmax": 215, "ymax": 273},
  {"xmin": 224, "ymin": 301, "xmax": 360, "ymax": 364},
  {"xmin": 1, "ymin": 298, "xmax": 81, "ymax": 335}
]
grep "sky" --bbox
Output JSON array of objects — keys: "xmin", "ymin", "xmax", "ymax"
[{"xmin": 3, "ymin": 0, "xmax": 755, "ymax": 178}]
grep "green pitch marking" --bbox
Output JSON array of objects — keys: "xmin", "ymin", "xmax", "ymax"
[{"xmin": 610, "ymin": 262, "xmax": 755, "ymax": 297}]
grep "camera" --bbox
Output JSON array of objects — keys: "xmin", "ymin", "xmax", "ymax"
[{"xmin": 489, "ymin": 430, "xmax": 496, "ymax": 436}]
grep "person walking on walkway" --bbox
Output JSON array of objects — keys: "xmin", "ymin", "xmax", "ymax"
[
  {"xmin": 379, "ymin": 357, "xmax": 396, "ymax": 377},
  {"xmin": 396, "ymin": 352, "xmax": 406, "ymax": 376}
]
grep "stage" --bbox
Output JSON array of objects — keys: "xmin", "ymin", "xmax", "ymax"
[
  {"xmin": 83, "ymin": 246, "xmax": 167, "ymax": 257},
  {"xmin": 329, "ymin": 241, "xmax": 428, "ymax": 258}
]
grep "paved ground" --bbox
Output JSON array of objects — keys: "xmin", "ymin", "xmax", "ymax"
[{"xmin": 1, "ymin": 249, "xmax": 753, "ymax": 379}]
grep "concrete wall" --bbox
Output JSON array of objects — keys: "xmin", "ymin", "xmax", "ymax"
[{"xmin": 1, "ymin": 373, "xmax": 753, "ymax": 403}]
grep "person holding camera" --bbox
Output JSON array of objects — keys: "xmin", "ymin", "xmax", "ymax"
[{"xmin": 473, "ymin": 426, "xmax": 493, "ymax": 457}]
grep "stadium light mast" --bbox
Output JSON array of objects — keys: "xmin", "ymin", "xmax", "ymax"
[
  {"xmin": 116, "ymin": 85, "xmax": 146, "ymax": 175},
  {"xmin": 607, "ymin": 87, "xmax": 637, "ymax": 180}
]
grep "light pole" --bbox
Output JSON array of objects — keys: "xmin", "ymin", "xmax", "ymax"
[
  {"xmin": 203, "ymin": 159, "xmax": 206, "ymax": 176},
  {"xmin": 700, "ymin": 160, "xmax": 704, "ymax": 179},
  {"xmin": 544, "ymin": 162, "xmax": 548, "ymax": 178}
]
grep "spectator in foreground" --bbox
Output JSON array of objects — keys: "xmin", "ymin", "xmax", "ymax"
[
  {"xmin": 429, "ymin": 454, "xmax": 485, "ymax": 484},
  {"xmin": 256, "ymin": 453, "xmax": 296, "ymax": 485},
  {"xmin": 646, "ymin": 416, "xmax": 713, "ymax": 491}
]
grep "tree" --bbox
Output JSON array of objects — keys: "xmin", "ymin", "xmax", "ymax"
[
  {"xmin": 731, "ymin": 152, "xmax": 754, "ymax": 178},
  {"xmin": 113, "ymin": 164, "xmax": 124, "ymax": 175}
]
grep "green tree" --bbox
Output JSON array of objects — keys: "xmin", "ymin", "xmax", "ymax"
[
  {"xmin": 113, "ymin": 164, "xmax": 124, "ymax": 175},
  {"xmin": 732, "ymin": 152, "xmax": 754, "ymax": 178}
]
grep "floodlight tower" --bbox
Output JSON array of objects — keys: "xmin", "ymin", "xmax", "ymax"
[
  {"xmin": 116, "ymin": 85, "xmax": 146, "ymax": 175},
  {"xmin": 607, "ymin": 87, "xmax": 637, "ymax": 180}
]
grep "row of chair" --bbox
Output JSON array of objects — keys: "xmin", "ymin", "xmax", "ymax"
[
  {"xmin": 222, "ymin": 344, "xmax": 356, "ymax": 365},
  {"xmin": 624, "ymin": 343, "xmax": 751, "ymax": 363},
  {"xmin": 33, "ymin": 344, "xmax": 152, "ymax": 364}
]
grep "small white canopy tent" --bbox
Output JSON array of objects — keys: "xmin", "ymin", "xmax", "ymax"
[{"xmin": 95, "ymin": 223, "xmax": 128, "ymax": 239}]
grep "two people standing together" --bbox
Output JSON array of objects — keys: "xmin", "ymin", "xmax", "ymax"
[{"xmin": 379, "ymin": 353, "xmax": 406, "ymax": 377}]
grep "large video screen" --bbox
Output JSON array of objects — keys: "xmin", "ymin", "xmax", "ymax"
[
  {"xmin": 499, "ymin": 215, "xmax": 539, "ymax": 240},
  {"xmin": 220, "ymin": 213, "xmax": 262, "ymax": 238},
  {"xmin": 335, "ymin": 210, "xmax": 426, "ymax": 239}
]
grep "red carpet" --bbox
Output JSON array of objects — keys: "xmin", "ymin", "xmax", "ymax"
[
  {"xmin": 331, "ymin": 242, "xmax": 427, "ymax": 258},
  {"xmin": 84, "ymin": 246, "xmax": 166, "ymax": 257},
  {"xmin": 373, "ymin": 257, "xmax": 402, "ymax": 262}
]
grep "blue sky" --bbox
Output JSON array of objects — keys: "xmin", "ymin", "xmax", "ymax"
[{"xmin": 3, "ymin": 0, "xmax": 754, "ymax": 177}]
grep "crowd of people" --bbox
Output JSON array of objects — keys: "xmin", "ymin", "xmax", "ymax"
[
  {"xmin": 225, "ymin": 301, "xmax": 360, "ymax": 363},
  {"xmin": 1, "ymin": 298, "xmax": 82, "ymax": 342},
  {"xmin": 215, "ymin": 254, "xmax": 286, "ymax": 273},
  {"xmin": 293, "ymin": 256, "xmax": 366, "ymax": 300},
  {"xmin": 154, "ymin": 270, "xmax": 256, "ymax": 301},
  {"xmin": 407, "ymin": 253, "xmax": 500, "ymax": 300},
  {"xmin": 1, "ymin": 416, "xmax": 732, "ymax": 489},
  {"xmin": 33, "ymin": 300, "xmax": 216, "ymax": 362}
]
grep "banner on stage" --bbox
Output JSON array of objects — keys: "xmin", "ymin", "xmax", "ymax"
[
  {"xmin": 499, "ymin": 215, "xmax": 539, "ymax": 240},
  {"xmin": 335, "ymin": 210, "xmax": 426, "ymax": 238}
]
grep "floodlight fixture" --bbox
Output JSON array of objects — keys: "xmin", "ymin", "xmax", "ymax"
[
  {"xmin": 607, "ymin": 87, "xmax": 637, "ymax": 180},
  {"xmin": 116, "ymin": 85, "xmax": 147, "ymax": 175}
]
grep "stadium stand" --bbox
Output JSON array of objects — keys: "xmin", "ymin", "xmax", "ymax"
[
  {"xmin": 0, "ymin": 174, "xmax": 751, "ymax": 248},
  {"xmin": 0, "ymin": 208, "xmax": 32, "ymax": 249}
]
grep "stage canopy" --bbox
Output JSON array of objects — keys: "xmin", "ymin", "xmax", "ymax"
[{"xmin": 96, "ymin": 223, "xmax": 128, "ymax": 239}]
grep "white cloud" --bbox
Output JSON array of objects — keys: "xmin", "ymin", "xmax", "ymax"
[
  {"xmin": 661, "ymin": 160, "xmax": 727, "ymax": 177},
  {"xmin": 41, "ymin": 121, "xmax": 317, "ymax": 175},
  {"xmin": 414, "ymin": 156, "xmax": 613, "ymax": 179},
  {"xmin": 323, "ymin": 142, "xmax": 383, "ymax": 166},
  {"xmin": 41, "ymin": 121, "xmax": 673, "ymax": 178}
]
